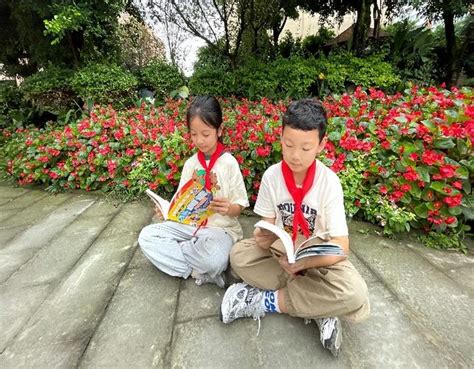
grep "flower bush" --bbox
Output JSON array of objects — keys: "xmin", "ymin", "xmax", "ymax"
[{"xmin": 1, "ymin": 86, "xmax": 472, "ymax": 250}]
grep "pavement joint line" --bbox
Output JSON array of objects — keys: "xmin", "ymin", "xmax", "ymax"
[
  {"xmin": 163, "ymin": 278, "xmax": 183, "ymax": 369},
  {"xmin": 175, "ymin": 312, "xmax": 220, "ymax": 326},
  {"xmin": 350, "ymin": 246, "xmax": 469, "ymax": 367},
  {"xmin": 0, "ymin": 191, "xmax": 49, "ymax": 211},
  {"xmin": 0, "ymin": 193, "xmax": 73, "ymax": 250},
  {"xmin": 75, "ymin": 238, "xmax": 139, "ymax": 368},
  {"xmin": 1, "ymin": 196, "xmax": 96, "ymax": 284},
  {"xmin": 0, "ymin": 202, "xmax": 124, "ymax": 353},
  {"xmin": 405, "ymin": 244, "xmax": 474, "ymax": 298},
  {"xmin": 4, "ymin": 203, "xmax": 123, "ymax": 289}
]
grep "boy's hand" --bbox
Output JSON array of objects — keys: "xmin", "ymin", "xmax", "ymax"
[
  {"xmin": 210, "ymin": 197, "xmax": 231, "ymax": 216},
  {"xmin": 254, "ymin": 227, "xmax": 278, "ymax": 249},
  {"xmin": 278, "ymin": 256, "xmax": 306, "ymax": 277}
]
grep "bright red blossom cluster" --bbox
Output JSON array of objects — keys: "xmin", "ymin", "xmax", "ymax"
[{"xmin": 1, "ymin": 86, "xmax": 472, "ymax": 236}]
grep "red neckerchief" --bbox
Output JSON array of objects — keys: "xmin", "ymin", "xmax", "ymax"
[
  {"xmin": 197, "ymin": 142, "xmax": 225, "ymax": 191},
  {"xmin": 281, "ymin": 160, "xmax": 316, "ymax": 243}
]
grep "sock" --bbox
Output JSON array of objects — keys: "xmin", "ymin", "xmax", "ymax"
[{"xmin": 262, "ymin": 290, "xmax": 281, "ymax": 313}]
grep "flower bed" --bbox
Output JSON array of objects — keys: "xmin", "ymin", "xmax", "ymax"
[{"xmin": 1, "ymin": 86, "xmax": 472, "ymax": 250}]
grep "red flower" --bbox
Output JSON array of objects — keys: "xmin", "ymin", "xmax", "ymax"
[
  {"xmin": 379, "ymin": 185, "xmax": 388, "ymax": 194},
  {"xmin": 443, "ymin": 194, "xmax": 462, "ymax": 208},
  {"xmin": 256, "ymin": 146, "xmax": 271, "ymax": 157},
  {"xmin": 438, "ymin": 164, "xmax": 457, "ymax": 179},
  {"xmin": 452, "ymin": 181, "xmax": 463, "ymax": 190},
  {"xmin": 402, "ymin": 167, "xmax": 419, "ymax": 181},
  {"xmin": 242, "ymin": 168, "xmax": 251, "ymax": 177},
  {"xmin": 445, "ymin": 216, "xmax": 457, "ymax": 225}
]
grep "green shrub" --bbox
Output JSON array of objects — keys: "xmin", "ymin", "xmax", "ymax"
[
  {"xmin": 139, "ymin": 60, "xmax": 185, "ymax": 101},
  {"xmin": 189, "ymin": 51, "xmax": 236, "ymax": 97},
  {"xmin": 71, "ymin": 63, "xmax": 138, "ymax": 108},
  {"xmin": 190, "ymin": 51, "xmax": 401, "ymax": 99},
  {"xmin": 21, "ymin": 66, "xmax": 75, "ymax": 114}
]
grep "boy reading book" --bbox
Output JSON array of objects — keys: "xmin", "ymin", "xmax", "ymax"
[
  {"xmin": 220, "ymin": 99, "xmax": 370, "ymax": 357},
  {"xmin": 138, "ymin": 96, "xmax": 249, "ymax": 288}
]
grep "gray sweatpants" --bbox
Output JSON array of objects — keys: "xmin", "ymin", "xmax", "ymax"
[{"xmin": 138, "ymin": 221, "xmax": 233, "ymax": 279}]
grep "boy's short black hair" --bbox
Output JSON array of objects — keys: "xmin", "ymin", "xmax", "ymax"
[{"xmin": 282, "ymin": 99, "xmax": 327, "ymax": 141}]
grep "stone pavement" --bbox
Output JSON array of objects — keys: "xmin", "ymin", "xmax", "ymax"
[{"xmin": 0, "ymin": 184, "xmax": 473, "ymax": 369}]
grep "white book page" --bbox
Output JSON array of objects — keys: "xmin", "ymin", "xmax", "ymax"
[
  {"xmin": 254, "ymin": 220, "xmax": 296, "ymax": 263},
  {"xmin": 145, "ymin": 189, "xmax": 170, "ymax": 218}
]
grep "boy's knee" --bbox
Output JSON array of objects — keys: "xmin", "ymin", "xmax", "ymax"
[
  {"xmin": 229, "ymin": 238, "xmax": 253, "ymax": 270},
  {"xmin": 344, "ymin": 279, "xmax": 369, "ymax": 313}
]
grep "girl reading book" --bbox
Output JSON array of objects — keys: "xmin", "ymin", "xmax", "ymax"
[{"xmin": 138, "ymin": 96, "xmax": 249, "ymax": 288}]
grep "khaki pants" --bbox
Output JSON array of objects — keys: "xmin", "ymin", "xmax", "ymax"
[{"xmin": 230, "ymin": 238, "xmax": 370, "ymax": 323}]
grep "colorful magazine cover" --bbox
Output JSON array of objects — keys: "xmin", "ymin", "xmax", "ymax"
[{"xmin": 166, "ymin": 168, "xmax": 217, "ymax": 226}]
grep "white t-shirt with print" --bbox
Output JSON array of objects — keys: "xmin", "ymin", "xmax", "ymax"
[
  {"xmin": 254, "ymin": 160, "xmax": 348, "ymax": 240},
  {"xmin": 179, "ymin": 152, "xmax": 249, "ymax": 242}
]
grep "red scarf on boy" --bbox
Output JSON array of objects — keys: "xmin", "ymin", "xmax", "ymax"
[
  {"xmin": 197, "ymin": 142, "xmax": 225, "ymax": 191},
  {"xmin": 281, "ymin": 160, "xmax": 316, "ymax": 243}
]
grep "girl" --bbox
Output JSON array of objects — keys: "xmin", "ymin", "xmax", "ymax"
[{"xmin": 138, "ymin": 96, "xmax": 249, "ymax": 288}]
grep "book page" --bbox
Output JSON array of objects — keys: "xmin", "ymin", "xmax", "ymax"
[
  {"xmin": 254, "ymin": 220, "xmax": 296, "ymax": 263},
  {"xmin": 145, "ymin": 189, "xmax": 170, "ymax": 218}
]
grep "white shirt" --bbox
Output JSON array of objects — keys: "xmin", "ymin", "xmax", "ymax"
[
  {"xmin": 254, "ymin": 160, "xmax": 348, "ymax": 240},
  {"xmin": 179, "ymin": 152, "xmax": 249, "ymax": 242}
]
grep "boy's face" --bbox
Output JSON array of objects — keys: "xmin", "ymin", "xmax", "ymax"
[{"xmin": 281, "ymin": 126, "xmax": 326, "ymax": 177}]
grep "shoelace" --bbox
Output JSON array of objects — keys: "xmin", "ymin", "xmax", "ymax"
[
  {"xmin": 241, "ymin": 288, "xmax": 264, "ymax": 336},
  {"xmin": 319, "ymin": 318, "xmax": 336, "ymax": 341}
]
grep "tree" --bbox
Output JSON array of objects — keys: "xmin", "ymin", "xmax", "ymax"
[
  {"xmin": 299, "ymin": 0, "xmax": 402, "ymax": 55},
  {"xmin": 409, "ymin": 0, "xmax": 471, "ymax": 86},
  {"xmin": 0, "ymin": 0, "xmax": 134, "ymax": 77},
  {"xmin": 118, "ymin": 13, "xmax": 166, "ymax": 70}
]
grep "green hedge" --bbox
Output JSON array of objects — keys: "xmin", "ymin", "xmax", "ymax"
[
  {"xmin": 70, "ymin": 63, "xmax": 138, "ymax": 108},
  {"xmin": 138, "ymin": 60, "xmax": 185, "ymax": 101},
  {"xmin": 189, "ymin": 52, "xmax": 401, "ymax": 99}
]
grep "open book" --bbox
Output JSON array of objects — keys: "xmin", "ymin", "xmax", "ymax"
[
  {"xmin": 254, "ymin": 220, "xmax": 345, "ymax": 264},
  {"xmin": 145, "ymin": 176, "xmax": 214, "ymax": 227}
]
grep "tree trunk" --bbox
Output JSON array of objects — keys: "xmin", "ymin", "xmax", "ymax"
[
  {"xmin": 352, "ymin": 0, "xmax": 371, "ymax": 55},
  {"xmin": 442, "ymin": 0, "xmax": 456, "ymax": 87}
]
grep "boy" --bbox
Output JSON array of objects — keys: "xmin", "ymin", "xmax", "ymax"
[{"xmin": 220, "ymin": 99, "xmax": 370, "ymax": 357}]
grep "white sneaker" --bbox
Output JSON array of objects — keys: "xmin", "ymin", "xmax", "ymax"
[
  {"xmin": 194, "ymin": 273, "xmax": 226, "ymax": 289},
  {"xmin": 220, "ymin": 283, "xmax": 265, "ymax": 325},
  {"xmin": 315, "ymin": 317, "xmax": 342, "ymax": 357}
]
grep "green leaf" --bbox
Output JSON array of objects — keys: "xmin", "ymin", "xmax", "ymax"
[
  {"xmin": 414, "ymin": 203, "xmax": 428, "ymax": 218},
  {"xmin": 417, "ymin": 167, "xmax": 431, "ymax": 183},
  {"xmin": 462, "ymin": 206, "xmax": 474, "ymax": 220},
  {"xmin": 328, "ymin": 131, "xmax": 341, "ymax": 141},
  {"xmin": 433, "ymin": 138, "xmax": 455, "ymax": 149},
  {"xmin": 430, "ymin": 181, "xmax": 446, "ymax": 194},
  {"xmin": 421, "ymin": 120, "xmax": 436, "ymax": 130},
  {"xmin": 395, "ymin": 116, "xmax": 407, "ymax": 124},
  {"xmin": 455, "ymin": 166, "xmax": 469, "ymax": 179},
  {"xmin": 448, "ymin": 206, "xmax": 463, "ymax": 216}
]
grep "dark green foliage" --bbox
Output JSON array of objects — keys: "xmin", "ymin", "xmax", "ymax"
[
  {"xmin": 71, "ymin": 64, "xmax": 138, "ymax": 108},
  {"xmin": 385, "ymin": 20, "xmax": 440, "ymax": 85},
  {"xmin": 21, "ymin": 66, "xmax": 75, "ymax": 114},
  {"xmin": 138, "ymin": 60, "xmax": 185, "ymax": 101},
  {"xmin": 189, "ymin": 52, "xmax": 401, "ymax": 99}
]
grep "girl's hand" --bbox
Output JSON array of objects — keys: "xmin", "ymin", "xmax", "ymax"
[
  {"xmin": 254, "ymin": 227, "xmax": 278, "ymax": 249},
  {"xmin": 210, "ymin": 197, "xmax": 231, "ymax": 215},
  {"xmin": 153, "ymin": 206, "xmax": 165, "ymax": 221}
]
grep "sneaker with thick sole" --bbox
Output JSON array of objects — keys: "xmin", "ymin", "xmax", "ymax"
[
  {"xmin": 220, "ymin": 283, "xmax": 265, "ymax": 324},
  {"xmin": 315, "ymin": 317, "xmax": 342, "ymax": 357},
  {"xmin": 194, "ymin": 273, "xmax": 226, "ymax": 288}
]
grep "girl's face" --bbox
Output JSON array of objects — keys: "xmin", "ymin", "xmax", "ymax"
[{"xmin": 189, "ymin": 116, "xmax": 222, "ymax": 156}]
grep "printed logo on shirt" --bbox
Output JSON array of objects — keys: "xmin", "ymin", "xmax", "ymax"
[{"xmin": 277, "ymin": 202, "xmax": 317, "ymax": 235}]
